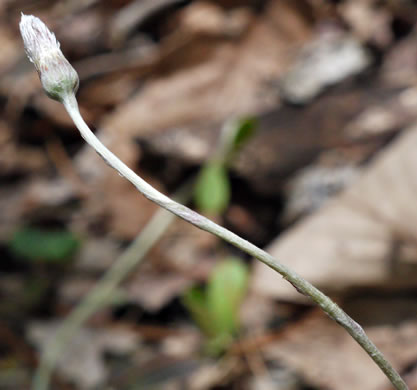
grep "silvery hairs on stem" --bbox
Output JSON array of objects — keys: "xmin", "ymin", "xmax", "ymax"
[{"xmin": 18, "ymin": 14, "xmax": 410, "ymax": 390}]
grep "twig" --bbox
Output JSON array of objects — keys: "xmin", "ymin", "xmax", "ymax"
[{"xmin": 20, "ymin": 14, "xmax": 409, "ymax": 390}]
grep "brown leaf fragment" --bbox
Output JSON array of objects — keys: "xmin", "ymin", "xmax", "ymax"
[
  {"xmin": 253, "ymin": 122, "xmax": 417, "ymax": 301},
  {"xmin": 263, "ymin": 308, "xmax": 416, "ymax": 390}
]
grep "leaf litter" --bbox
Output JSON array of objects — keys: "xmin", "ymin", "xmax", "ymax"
[{"xmin": 1, "ymin": 1, "xmax": 417, "ymax": 389}]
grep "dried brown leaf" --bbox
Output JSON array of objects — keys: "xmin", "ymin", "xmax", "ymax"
[{"xmin": 253, "ymin": 123, "xmax": 417, "ymax": 301}]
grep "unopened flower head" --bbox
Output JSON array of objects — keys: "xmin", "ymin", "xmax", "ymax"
[{"xmin": 19, "ymin": 14, "xmax": 79, "ymax": 102}]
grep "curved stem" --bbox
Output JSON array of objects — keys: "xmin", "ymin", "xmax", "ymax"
[{"xmin": 61, "ymin": 93, "xmax": 408, "ymax": 390}]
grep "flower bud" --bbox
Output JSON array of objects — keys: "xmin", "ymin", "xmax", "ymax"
[{"xmin": 19, "ymin": 14, "xmax": 79, "ymax": 102}]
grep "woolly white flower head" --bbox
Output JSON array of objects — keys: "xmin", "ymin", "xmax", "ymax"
[{"xmin": 19, "ymin": 13, "xmax": 79, "ymax": 101}]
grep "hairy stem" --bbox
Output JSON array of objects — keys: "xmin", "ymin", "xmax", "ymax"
[{"xmin": 60, "ymin": 93, "xmax": 407, "ymax": 390}]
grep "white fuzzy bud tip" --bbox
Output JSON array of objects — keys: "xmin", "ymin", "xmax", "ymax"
[{"xmin": 19, "ymin": 13, "xmax": 79, "ymax": 102}]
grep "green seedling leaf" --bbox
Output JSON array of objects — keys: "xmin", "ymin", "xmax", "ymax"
[
  {"xmin": 231, "ymin": 117, "xmax": 257, "ymax": 153},
  {"xmin": 182, "ymin": 259, "xmax": 249, "ymax": 355},
  {"xmin": 9, "ymin": 227, "xmax": 80, "ymax": 262},
  {"xmin": 182, "ymin": 287, "xmax": 214, "ymax": 337},
  {"xmin": 207, "ymin": 258, "xmax": 249, "ymax": 337},
  {"xmin": 194, "ymin": 161, "xmax": 230, "ymax": 214}
]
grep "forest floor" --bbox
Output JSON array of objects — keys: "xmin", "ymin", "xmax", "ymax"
[{"xmin": 2, "ymin": 1, "xmax": 417, "ymax": 389}]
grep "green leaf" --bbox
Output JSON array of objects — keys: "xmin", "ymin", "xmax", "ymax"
[
  {"xmin": 9, "ymin": 227, "xmax": 80, "ymax": 262},
  {"xmin": 206, "ymin": 258, "xmax": 249, "ymax": 337},
  {"xmin": 182, "ymin": 259, "xmax": 249, "ymax": 355},
  {"xmin": 182, "ymin": 287, "xmax": 214, "ymax": 337},
  {"xmin": 194, "ymin": 161, "xmax": 230, "ymax": 214},
  {"xmin": 231, "ymin": 118, "xmax": 257, "ymax": 152}
]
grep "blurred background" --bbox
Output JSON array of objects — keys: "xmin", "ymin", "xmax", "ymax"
[{"xmin": 2, "ymin": 0, "xmax": 417, "ymax": 389}]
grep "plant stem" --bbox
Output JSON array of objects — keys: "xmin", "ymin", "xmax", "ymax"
[
  {"xmin": 33, "ymin": 184, "xmax": 191, "ymax": 390},
  {"xmin": 62, "ymin": 93, "xmax": 408, "ymax": 390}
]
